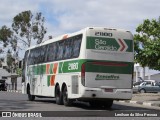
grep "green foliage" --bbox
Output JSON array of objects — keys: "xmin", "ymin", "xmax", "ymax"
[
  {"xmin": 134, "ymin": 18, "xmax": 160, "ymax": 70},
  {"xmin": 12, "ymin": 10, "xmax": 47, "ymax": 47},
  {"xmin": 0, "ymin": 25, "xmax": 13, "ymax": 47},
  {"xmin": 6, "ymin": 51, "xmax": 15, "ymax": 73},
  {"xmin": 0, "ymin": 25, "xmax": 17, "ymax": 55},
  {"xmin": 16, "ymin": 68, "xmax": 22, "ymax": 76}
]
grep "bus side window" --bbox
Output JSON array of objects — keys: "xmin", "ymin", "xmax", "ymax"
[
  {"xmin": 45, "ymin": 45, "xmax": 49, "ymax": 62},
  {"xmin": 47, "ymin": 45, "xmax": 51, "ymax": 61},
  {"xmin": 35, "ymin": 48, "xmax": 39, "ymax": 64},
  {"xmin": 50, "ymin": 43, "xmax": 57, "ymax": 61},
  {"xmin": 28, "ymin": 50, "xmax": 32, "ymax": 65},
  {"xmin": 35, "ymin": 48, "xmax": 37, "ymax": 64},
  {"xmin": 22, "ymin": 50, "xmax": 29, "ymax": 82},
  {"xmin": 57, "ymin": 41, "xmax": 64, "ymax": 60},
  {"xmin": 72, "ymin": 38, "xmax": 81, "ymax": 57},
  {"xmin": 45, "ymin": 43, "xmax": 57, "ymax": 62},
  {"xmin": 64, "ymin": 39, "xmax": 72, "ymax": 59},
  {"xmin": 41, "ymin": 45, "xmax": 47, "ymax": 63}
]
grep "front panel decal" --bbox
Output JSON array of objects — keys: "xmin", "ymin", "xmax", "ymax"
[
  {"xmin": 47, "ymin": 75, "xmax": 55, "ymax": 86},
  {"xmin": 95, "ymin": 74, "xmax": 120, "ymax": 80},
  {"xmin": 86, "ymin": 36, "xmax": 133, "ymax": 52},
  {"xmin": 59, "ymin": 60, "xmax": 84, "ymax": 73},
  {"xmin": 46, "ymin": 63, "xmax": 58, "ymax": 74}
]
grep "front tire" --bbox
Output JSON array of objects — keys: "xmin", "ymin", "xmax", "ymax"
[
  {"xmin": 27, "ymin": 86, "xmax": 35, "ymax": 101},
  {"xmin": 28, "ymin": 93, "xmax": 35, "ymax": 101},
  {"xmin": 62, "ymin": 86, "xmax": 73, "ymax": 106}
]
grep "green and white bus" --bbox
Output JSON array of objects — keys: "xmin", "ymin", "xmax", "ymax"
[{"xmin": 22, "ymin": 27, "xmax": 134, "ymax": 108}]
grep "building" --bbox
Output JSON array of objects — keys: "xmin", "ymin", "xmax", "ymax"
[
  {"xmin": 144, "ymin": 73, "xmax": 160, "ymax": 82},
  {"xmin": 0, "ymin": 58, "xmax": 21, "ymax": 90},
  {"xmin": 134, "ymin": 64, "xmax": 160, "ymax": 82}
]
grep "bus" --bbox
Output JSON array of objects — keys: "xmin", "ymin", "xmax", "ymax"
[{"xmin": 22, "ymin": 27, "xmax": 134, "ymax": 108}]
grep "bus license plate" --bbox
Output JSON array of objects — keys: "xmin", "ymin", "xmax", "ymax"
[{"xmin": 104, "ymin": 88, "xmax": 113, "ymax": 92}]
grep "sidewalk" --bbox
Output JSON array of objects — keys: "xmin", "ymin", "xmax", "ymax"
[
  {"xmin": 7, "ymin": 89, "xmax": 22, "ymax": 93},
  {"xmin": 119, "ymin": 93, "xmax": 160, "ymax": 107}
]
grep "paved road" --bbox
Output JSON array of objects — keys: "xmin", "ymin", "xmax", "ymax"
[{"xmin": 0, "ymin": 91, "xmax": 160, "ymax": 118}]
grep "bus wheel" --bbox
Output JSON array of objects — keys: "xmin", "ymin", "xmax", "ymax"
[
  {"xmin": 62, "ymin": 86, "xmax": 73, "ymax": 106},
  {"xmin": 89, "ymin": 101, "xmax": 101, "ymax": 108},
  {"xmin": 28, "ymin": 94, "xmax": 35, "ymax": 101},
  {"xmin": 27, "ymin": 88, "xmax": 35, "ymax": 101},
  {"xmin": 55, "ymin": 85, "xmax": 63, "ymax": 105},
  {"xmin": 102, "ymin": 100, "xmax": 113, "ymax": 109}
]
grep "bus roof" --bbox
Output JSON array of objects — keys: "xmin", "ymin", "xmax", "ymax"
[{"xmin": 26, "ymin": 27, "xmax": 131, "ymax": 51}]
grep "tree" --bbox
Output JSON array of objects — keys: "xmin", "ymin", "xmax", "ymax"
[
  {"xmin": 6, "ymin": 50, "xmax": 16, "ymax": 73},
  {"xmin": 0, "ymin": 26, "xmax": 14, "ymax": 66},
  {"xmin": 134, "ymin": 18, "xmax": 160, "ymax": 70},
  {"xmin": 12, "ymin": 10, "xmax": 47, "ymax": 47},
  {"xmin": 0, "ymin": 25, "xmax": 18, "ymax": 52},
  {"xmin": 0, "ymin": 25, "xmax": 13, "ymax": 48}
]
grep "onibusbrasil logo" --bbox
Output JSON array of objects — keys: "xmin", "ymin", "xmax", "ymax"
[{"xmin": 95, "ymin": 74, "xmax": 120, "ymax": 80}]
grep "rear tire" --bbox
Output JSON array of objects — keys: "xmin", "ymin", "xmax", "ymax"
[
  {"xmin": 55, "ymin": 85, "xmax": 63, "ymax": 105},
  {"xmin": 102, "ymin": 100, "xmax": 113, "ymax": 109},
  {"xmin": 62, "ymin": 86, "xmax": 73, "ymax": 106},
  {"xmin": 89, "ymin": 100, "xmax": 113, "ymax": 109},
  {"xmin": 89, "ymin": 101, "xmax": 100, "ymax": 108}
]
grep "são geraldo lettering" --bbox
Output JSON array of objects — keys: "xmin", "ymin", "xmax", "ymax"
[{"xmin": 95, "ymin": 39, "xmax": 117, "ymax": 51}]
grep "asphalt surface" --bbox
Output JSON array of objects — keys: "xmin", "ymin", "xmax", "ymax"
[
  {"xmin": 1, "ymin": 91, "xmax": 160, "ymax": 120},
  {"xmin": 7, "ymin": 90, "xmax": 160, "ymax": 108}
]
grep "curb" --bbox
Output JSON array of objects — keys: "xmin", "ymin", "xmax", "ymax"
[
  {"xmin": 118, "ymin": 100, "xmax": 160, "ymax": 107},
  {"xmin": 143, "ymin": 101, "xmax": 160, "ymax": 107}
]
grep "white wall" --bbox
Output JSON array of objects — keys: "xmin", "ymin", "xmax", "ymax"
[{"xmin": 145, "ymin": 74, "xmax": 160, "ymax": 82}]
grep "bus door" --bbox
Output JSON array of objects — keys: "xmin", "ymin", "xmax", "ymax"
[{"xmin": 31, "ymin": 65, "xmax": 42, "ymax": 95}]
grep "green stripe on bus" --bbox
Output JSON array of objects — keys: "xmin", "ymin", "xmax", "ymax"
[
  {"xmin": 59, "ymin": 59, "xmax": 133, "ymax": 74},
  {"xmin": 85, "ymin": 62, "xmax": 133, "ymax": 74},
  {"xmin": 47, "ymin": 75, "xmax": 50, "ymax": 86},
  {"xmin": 124, "ymin": 39, "xmax": 133, "ymax": 52},
  {"xmin": 50, "ymin": 64, "xmax": 53, "ymax": 74},
  {"xmin": 32, "ymin": 64, "xmax": 46, "ymax": 75},
  {"xmin": 30, "ymin": 59, "xmax": 133, "ymax": 75},
  {"xmin": 59, "ymin": 60, "xmax": 85, "ymax": 73}
]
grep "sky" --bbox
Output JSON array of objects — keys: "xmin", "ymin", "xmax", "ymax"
[
  {"xmin": 0, "ymin": 0, "xmax": 160, "ymax": 57},
  {"xmin": 0, "ymin": 0, "xmax": 160, "ymax": 37}
]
